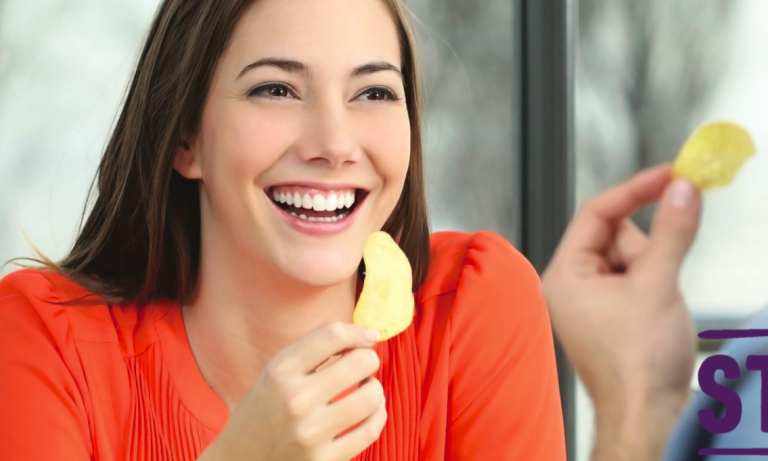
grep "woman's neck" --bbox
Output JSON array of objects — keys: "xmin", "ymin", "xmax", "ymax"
[{"xmin": 182, "ymin": 247, "xmax": 358, "ymax": 413}]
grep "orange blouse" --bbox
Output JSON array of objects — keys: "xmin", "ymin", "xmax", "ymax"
[{"xmin": 0, "ymin": 231, "xmax": 565, "ymax": 460}]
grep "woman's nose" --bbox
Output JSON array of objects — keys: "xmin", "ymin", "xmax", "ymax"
[{"xmin": 295, "ymin": 101, "xmax": 361, "ymax": 168}]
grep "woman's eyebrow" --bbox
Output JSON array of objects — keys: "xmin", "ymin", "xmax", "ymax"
[
  {"xmin": 351, "ymin": 62, "xmax": 403, "ymax": 82},
  {"xmin": 236, "ymin": 58, "xmax": 403, "ymax": 82},
  {"xmin": 236, "ymin": 58, "xmax": 312, "ymax": 80}
]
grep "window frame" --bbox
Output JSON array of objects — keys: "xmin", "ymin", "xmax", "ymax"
[{"xmin": 516, "ymin": 0, "xmax": 577, "ymax": 458}]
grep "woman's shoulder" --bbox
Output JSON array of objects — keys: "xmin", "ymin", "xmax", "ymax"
[
  {"xmin": 0, "ymin": 269, "xmax": 87, "ymax": 327},
  {"xmin": 418, "ymin": 230, "xmax": 540, "ymax": 301},
  {"xmin": 414, "ymin": 233, "xmax": 563, "ymax": 458},
  {"xmin": 1, "ymin": 268, "xmax": 92, "ymax": 303},
  {"xmin": 416, "ymin": 230, "xmax": 549, "ymax": 344},
  {"xmin": 0, "ymin": 268, "xmax": 169, "ymax": 350}
]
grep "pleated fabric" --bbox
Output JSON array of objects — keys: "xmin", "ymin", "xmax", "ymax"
[
  {"xmin": 359, "ymin": 324, "xmax": 421, "ymax": 461},
  {"xmin": 124, "ymin": 345, "xmax": 209, "ymax": 460}
]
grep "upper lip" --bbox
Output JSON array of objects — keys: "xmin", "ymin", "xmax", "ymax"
[{"xmin": 264, "ymin": 181, "xmax": 369, "ymax": 192}]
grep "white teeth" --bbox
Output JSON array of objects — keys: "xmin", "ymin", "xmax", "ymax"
[
  {"xmin": 326, "ymin": 193, "xmax": 338, "ymax": 211},
  {"xmin": 300, "ymin": 194, "xmax": 311, "ymax": 209},
  {"xmin": 288, "ymin": 211, "xmax": 349, "ymax": 222},
  {"xmin": 312, "ymin": 194, "xmax": 326, "ymax": 211},
  {"xmin": 272, "ymin": 189, "xmax": 357, "ymax": 211}
]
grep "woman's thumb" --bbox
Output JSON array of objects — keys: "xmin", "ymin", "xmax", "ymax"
[{"xmin": 646, "ymin": 178, "xmax": 703, "ymax": 280}]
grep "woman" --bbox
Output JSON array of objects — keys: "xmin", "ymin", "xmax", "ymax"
[{"xmin": 0, "ymin": 0, "xmax": 565, "ymax": 460}]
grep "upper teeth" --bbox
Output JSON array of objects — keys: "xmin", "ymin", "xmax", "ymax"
[{"xmin": 271, "ymin": 190, "xmax": 356, "ymax": 211}]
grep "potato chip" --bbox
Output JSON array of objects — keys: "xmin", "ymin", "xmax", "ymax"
[
  {"xmin": 672, "ymin": 122, "xmax": 756, "ymax": 190},
  {"xmin": 353, "ymin": 231, "xmax": 414, "ymax": 342}
]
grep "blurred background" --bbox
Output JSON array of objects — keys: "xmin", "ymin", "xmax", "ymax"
[{"xmin": 1, "ymin": 0, "xmax": 767, "ymax": 460}]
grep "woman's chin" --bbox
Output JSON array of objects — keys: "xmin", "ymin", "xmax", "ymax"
[{"xmin": 280, "ymin": 255, "xmax": 360, "ymax": 288}]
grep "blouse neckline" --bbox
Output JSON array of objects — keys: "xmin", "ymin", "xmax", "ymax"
[{"xmin": 155, "ymin": 300, "xmax": 230, "ymax": 432}]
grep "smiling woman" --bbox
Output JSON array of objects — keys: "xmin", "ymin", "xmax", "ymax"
[{"xmin": 0, "ymin": 0, "xmax": 565, "ymax": 460}]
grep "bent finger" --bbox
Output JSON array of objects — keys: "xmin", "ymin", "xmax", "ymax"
[
  {"xmin": 307, "ymin": 348, "xmax": 381, "ymax": 407},
  {"xmin": 607, "ymin": 219, "xmax": 649, "ymax": 270},
  {"xmin": 326, "ymin": 401, "xmax": 387, "ymax": 461},
  {"xmin": 559, "ymin": 164, "xmax": 671, "ymax": 256},
  {"xmin": 315, "ymin": 377, "xmax": 384, "ymax": 441},
  {"xmin": 274, "ymin": 322, "xmax": 378, "ymax": 376}
]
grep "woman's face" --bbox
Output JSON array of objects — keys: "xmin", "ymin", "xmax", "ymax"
[{"xmin": 178, "ymin": 0, "xmax": 411, "ymax": 287}]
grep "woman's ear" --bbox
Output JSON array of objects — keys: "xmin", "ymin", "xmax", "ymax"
[{"xmin": 173, "ymin": 139, "xmax": 203, "ymax": 179}]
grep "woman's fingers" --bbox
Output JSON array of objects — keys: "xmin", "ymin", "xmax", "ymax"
[
  {"xmin": 219, "ymin": 322, "xmax": 384, "ymax": 461},
  {"xmin": 325, "ymin": 395, "xmax": 387, "ymax": 461},
  {"xmin": 559, "ymin": 164, "xmax": 672, "ymax": 257},
  {"xmin": 307, "ymin": 348, "xmax": 380, "ymax": 405},
  {"xmin": 273, "ymin": 322, "xmax": 377, "ymax": 376},
  {"xmin": 312, "ymin": 377, "xmax": 384, "ymax": 442}
]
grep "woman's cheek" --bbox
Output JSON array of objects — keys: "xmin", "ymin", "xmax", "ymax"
[
  {"xmin": 363, "ymin": 111, "xmax": 411, "ymax": 183},
  {"xmin": 221, "ymin": 111, "xmax": 294, "ymax": 181},
  {"xmin": 384, "ymin": 118, "xmax": 412, "ymax": 187}
]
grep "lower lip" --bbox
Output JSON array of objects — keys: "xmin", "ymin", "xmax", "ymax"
[{"xmin": 270, "ymin": 197, "xmax": 364, "ymax": 236}]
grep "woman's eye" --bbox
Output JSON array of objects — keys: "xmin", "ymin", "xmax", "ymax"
[
  {"xmin": 249, "ymin": 84, "xmax": 293, "ymax": 99},
  {"xmin": 358, "ymin": 87, "xmax": 398, "ymax": 102}
]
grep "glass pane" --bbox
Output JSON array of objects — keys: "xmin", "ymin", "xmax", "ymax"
[
  {"xmin": 576, "ymin": 1, "xmax": 768, "ymax": 459},
  {"xmin": 577, "ymin": 0, "xmax": 768, "ymax": 317},
  {"xmin": 405, "ymin": 0, "xmax": 519, "ymax": 243}
]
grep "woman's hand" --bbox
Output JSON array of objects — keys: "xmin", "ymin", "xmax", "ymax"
[
  {"xmin": 199, "ymin": 322, "xmax": 386, "ymax": 461},
  {"xmin": 542, "ymin": 164, "xmax": 702, "ymax": 460}
]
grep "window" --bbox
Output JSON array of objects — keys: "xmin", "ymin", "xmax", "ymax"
[{"xmin": 576, "ymin": 1, "xmax": 768, "ymax": 459}]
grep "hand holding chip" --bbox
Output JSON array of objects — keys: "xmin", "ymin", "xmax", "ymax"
[
  {"xmin": 544, "ymin": 166, "xmax": 702, "ymax": 460},
  {"xmin": 543, "ymin": 122, "xmax": 755, "ymax": 460},
  {"xmin": 201, "ymin": 322, "xmax": 386, "ymax": 461}
]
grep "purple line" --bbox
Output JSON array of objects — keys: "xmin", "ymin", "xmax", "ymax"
[
  {"xmin": 699, "ymin": 329, "xmax": 768, "ymax": 340},
  {"xmin": 699, "ymin": 448, "xmax": 768, "ymax": 455}
]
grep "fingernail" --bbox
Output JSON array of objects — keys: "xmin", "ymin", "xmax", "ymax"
[
  {"xmin": 667, "ymin": 178, "xmax": 697, "ymax": 209},
  {"xmin": 365, "ymin": 329, "xmax": 380, "ymax": 343}
]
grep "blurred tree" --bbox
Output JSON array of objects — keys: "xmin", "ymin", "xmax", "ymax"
[
  {"xmin": 576, "ymin": 0, "xmax": 737, "ymax": 228},
  {"xmin": 405, "ymin": 0, "xmax": 520, "ymax": 243}
]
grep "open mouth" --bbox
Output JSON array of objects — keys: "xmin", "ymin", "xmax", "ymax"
[{"xmin": 267, "ymin": 186, "xmax": 367, "ymax": 222}]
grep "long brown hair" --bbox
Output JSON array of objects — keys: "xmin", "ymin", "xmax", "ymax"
[{"xmin": 37, "ymin": 0, "xmax": 430, "ymax": 305}]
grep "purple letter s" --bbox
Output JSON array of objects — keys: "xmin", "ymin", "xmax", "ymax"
[{"xmin": 698, "ymin": 354, "xmax": 742, "ymax": 434}]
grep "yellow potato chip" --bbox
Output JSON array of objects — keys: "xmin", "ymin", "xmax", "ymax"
[
  {"xmin": 353, "ymin": 231, "xmax": 414, "ymax": 341},
  {"xmin": 672, "ymin": 122, "xmax": 756, "ymax": 190}
]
